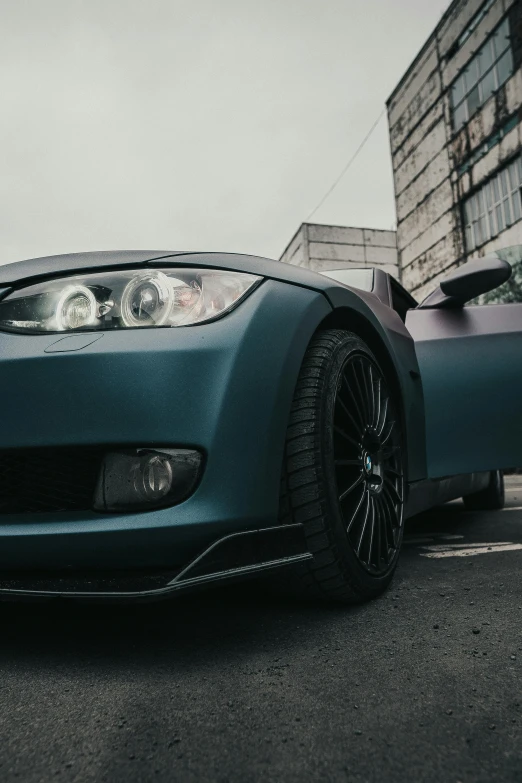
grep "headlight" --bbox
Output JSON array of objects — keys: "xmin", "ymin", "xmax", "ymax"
[{"xmin": 0, "ymin": 269, "xmax": 262, "ymax": 333}]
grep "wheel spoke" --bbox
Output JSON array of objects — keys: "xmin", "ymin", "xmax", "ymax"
[
  {"xmin": 384, "ymin": 465, "xmax": 403, "ymax": 478},
  {"xmin": 336, "ymin": 393, "xmax": 363, "ymax": 436},
  {"xmin": 356, "ymin": 491, "xmax": 372, "ymax": 556},
  {"xmin": 366, "ymin": 500, "xmax": 377, "ymax": 566},
  {"xmin": 377, "ymin": 395, "xmax": 389, "ymax": 434},
  {"xmin": 381, "ymin": 492, "xmax": 398, "ymax": 548},
  {"xmin": 346, "ymin": 484, "xmax": 366, "ymax": 533},
  {"xmin": 380, "ymin": 419, "xmax": 395, "ymax": 447},
  {"xmin": 350, "ymin": 361, "xmax": 370, "ymax": 424},
  {"xmin": 341, "ymin": 374, "xmax": 365, "ymax": 430},
  {"xmin": 367, "ymin": 364, "xmax": 376, "ymax": 428},
  {"xmin": 369, "ymin": 364, "xmax": 382, "ymax": 431},
  {"xmin": 335, "ymin": 459, "xmax": 363, "ymax": 467},
  {"xmin": 384, "ymin": 477, "xmax": 403, "ymax": 505},
  {"xmin": 334, "ymin": 425, "xmax": 361, "ymax": 450},
  {"xmin": 378, "ymin": 497, "xmax": 393, "ymax": 558},
  {"xmin": 372, "ymin": 499, "xmax": 382, "ymax": 567},
  {"xmin": 339, "ymin": 473, "xmax": 364, "ymax": 503},
  {"xmin": 376, "ymin": 500, "xmax": 389, "ymax": 562},
  {"xmin": 358, "ymin": 359, "xmax": 372, "ymax": 423},
  {"xmin": 381, "ymin": 444, "xmax": 401, "ymax": 461},
  {"xmin": 375, "ymin": 376, "xmax": 382, "ymax": 431}
]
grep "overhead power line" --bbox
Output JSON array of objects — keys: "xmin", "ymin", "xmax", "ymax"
[{"xmin": 304, "ymin": 106, "xmax": 387, "ymax": 223}]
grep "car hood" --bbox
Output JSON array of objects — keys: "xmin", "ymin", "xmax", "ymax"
[
  {"xmin": 0, "ymin": 249, "xmax": 353, "ymax": 294},
  {"xmin": 0, "ymin": 250, "xmax": 187, "ymax": 286}
]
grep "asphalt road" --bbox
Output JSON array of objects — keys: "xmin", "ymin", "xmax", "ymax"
[{"xmin": 1, "ymin": 481, "xmax": 521, "ymax": 783}]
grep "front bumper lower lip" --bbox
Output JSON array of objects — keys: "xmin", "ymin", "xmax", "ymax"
[{"xmin": 0, "ymin": 523, "xmax": 312, "ymax": 601}]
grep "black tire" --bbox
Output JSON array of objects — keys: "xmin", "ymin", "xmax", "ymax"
[
  {"xmin": 463, "ymin": 470, "xmax": 505, "ymax": 511},
  {"xmin": 278, "ymin": 329, "xmax": 405, "ymax": 603}
]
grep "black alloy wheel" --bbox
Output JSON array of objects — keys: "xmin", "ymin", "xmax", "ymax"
[
  {"xmin": 332, "ymin": 350, "xmax": 404, "ymax": 576},
  {"xmin": 278, "ymin": 329, "xmax": 405, "ymax": 603}
]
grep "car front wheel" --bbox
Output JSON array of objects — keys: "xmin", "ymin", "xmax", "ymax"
[{"xmin": 278, "ymin": 329, "xmax": 405, "ymax": 603}]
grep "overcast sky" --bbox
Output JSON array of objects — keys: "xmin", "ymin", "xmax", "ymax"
[{"xmin": 1, "ymin": 0, "xmax": 449, "ymax": 265}]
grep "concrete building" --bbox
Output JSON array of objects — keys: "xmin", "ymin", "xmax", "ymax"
[
  {"xmin": 279, "ymin": 223, "xmax": 398, "ymax": 277},
  {"xmin": 387, "ymin": 0, "xmax": 522, "ymax": 301}
]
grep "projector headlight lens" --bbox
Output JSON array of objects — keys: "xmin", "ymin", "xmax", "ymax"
[
  {"xmin": 0, "ymin": 268, "xmax": 261, "ymax": 333},
  {"xmin": 56, "ymin": 285, "xmax": 97, "ymax": 331},
  {"xmin": 121, "ymin": 271, "xmax": 175, "ymax": 327}
]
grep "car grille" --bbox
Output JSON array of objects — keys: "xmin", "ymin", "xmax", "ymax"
[{"xmin": 0, "ymin": 448, "xmax": 105, "ymax": 514}]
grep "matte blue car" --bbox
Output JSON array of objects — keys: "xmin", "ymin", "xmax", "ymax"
[{"xmin": 0, "ymin": 247, "xmax": 518, "ymax": 602}]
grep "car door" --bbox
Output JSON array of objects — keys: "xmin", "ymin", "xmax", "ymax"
[{"xmin": 405, "ymin": 252, "xmax": 522, "ymax": 479}]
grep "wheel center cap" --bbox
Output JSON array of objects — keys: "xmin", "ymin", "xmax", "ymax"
[{"xmin": 364, "ymin": 453, "xmax": 373, "ymax": 475}]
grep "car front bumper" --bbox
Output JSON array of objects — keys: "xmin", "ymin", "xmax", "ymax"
[
  {"xmin": 0, "ymin": 279, "xmax": 330, "ymax": 577},
  {"xmin": 0, "ymin": 523, "xmax": 312, "ymax": 601}
]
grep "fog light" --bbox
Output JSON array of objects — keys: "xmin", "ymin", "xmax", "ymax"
[
  {"xmin": 94, "ymin": 448, "xmax": 202, "ymax": 512},
  {"xmin": 132, "ymin": 454, "xmax": 173, "ymax": 502}
]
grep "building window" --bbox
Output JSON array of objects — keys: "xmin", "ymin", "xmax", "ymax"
[
  {"xmin": 446, "ymin": 0, "xmax": 496, "ymax": 59},
  {"xmin": 463, "ymin": 157, "xmax": 522, "ymax": 251},
  {"xmin": 469, "ymin": 248, "xmax": 522, "ymax": 305},
  {"xmin": 457, "ymin": 115, "xmax": 519, "ymax": 176},
  {"xmin": 451, "ymin": 17, "xmax": 513, "ymax": 132}
]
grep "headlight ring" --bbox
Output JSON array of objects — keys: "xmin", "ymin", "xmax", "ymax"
[
  {"xmin": 120, "ymin": 271, "xmax": 174, "ymax": 327},
  {"xmin": 55, "ymin": 285, "xmax": 98, "ymax": 331}
]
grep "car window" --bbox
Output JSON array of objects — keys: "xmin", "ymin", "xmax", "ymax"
[{"xmin": 320, "ymin": 268, "xmax": 374, "ymax": 292}]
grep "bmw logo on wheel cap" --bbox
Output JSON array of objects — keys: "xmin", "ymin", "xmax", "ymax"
[{"xmin": 364, "ymin": 453, "xmax": 372, "ymax": 475}]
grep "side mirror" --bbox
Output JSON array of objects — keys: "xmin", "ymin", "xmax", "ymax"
[{"xmin": 418, "ymin": 256, "xmax": 512, "ymax": 309}]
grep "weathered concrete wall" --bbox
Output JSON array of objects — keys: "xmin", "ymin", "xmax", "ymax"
[
  {"xmin": 388, "ymin": 0, "xmax": 522, "ymax": 297},
  {"xmin": 279, "ymin": 224, "xmax": 308, "ymax": 267},
  {"xmin": 279, "ymin": 223, "xmax": 398, "ymax": 278}
]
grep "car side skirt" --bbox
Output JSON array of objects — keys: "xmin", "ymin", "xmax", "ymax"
[{"xmin": 405, "ymin": 472, "xmax": 490, "ymax": 519}]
